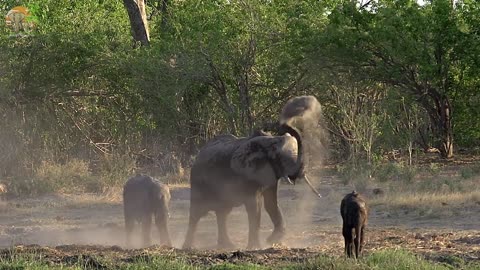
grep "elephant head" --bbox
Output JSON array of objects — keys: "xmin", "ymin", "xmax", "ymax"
[
  {"xmin": 229, "ymin": 123, "xmax": 304, "ymax": 187},
  {"xmin": 276, "ymin": 123, "xmax": 304, "ymax": 181}
]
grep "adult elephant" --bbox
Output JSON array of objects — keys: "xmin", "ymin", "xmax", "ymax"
[{"xmin": 182, "ymin": 123, "xmax": 305, "ymax": 249}]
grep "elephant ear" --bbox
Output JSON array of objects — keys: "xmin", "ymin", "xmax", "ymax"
[{"xmin": 230, "ymin": 135, "xmax": 298, "ymax": 187}]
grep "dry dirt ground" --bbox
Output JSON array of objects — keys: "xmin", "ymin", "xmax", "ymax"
[{"xmin": 0, "ymin": 175, "xmax": 479, "ymax": 266}]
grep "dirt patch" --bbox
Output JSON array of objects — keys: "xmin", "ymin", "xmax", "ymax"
[
  {"xmin": 2, "ymin": 228, "xmax": 479, "ymax": 268},
  {"xmin": 0, "ymin": 174, "xmax": 479, "ymax": 266}
]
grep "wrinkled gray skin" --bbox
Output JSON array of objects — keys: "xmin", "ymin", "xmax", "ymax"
[
  {"xmin": 123, "ymin": 174, "xmax": 172, "ymax": 247},
  {"xmin": 340, "ymin": 191, "xmax": 368, "ymax": 259},
  {"xmin": 182, "ymin": 124, "xmax": 304, "ymax": 249}
]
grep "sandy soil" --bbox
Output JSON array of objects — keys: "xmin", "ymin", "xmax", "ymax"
[{"xmin": 0, "ymin": 176, "xmax": 479, "ymax": 265}]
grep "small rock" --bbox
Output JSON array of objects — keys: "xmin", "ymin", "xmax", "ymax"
[
  {"xmin": 414, "ymin": 233, "xmax": 425, "ymax": 240},
  {"xmin": 372, "ymin": 188, "xmax": 385, "ymax": 196}
]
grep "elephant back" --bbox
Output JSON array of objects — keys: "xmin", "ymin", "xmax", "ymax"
[{"xmin": 193, "ymin": 134, "xmax": 247, "ymax": 169}]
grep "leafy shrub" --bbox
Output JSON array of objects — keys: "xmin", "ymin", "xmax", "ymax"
[
  {"xmin": 96, "ymin": 154, "xmax": 137, "ymax": 191},
  {"xmin": 373, "ymin": 162, "xmax": 417, "ymax": 183},
  {"xmin": 336, "ymin": 162, "xmax": 372, "ymax": 193},
  {"xmin": 427, "ymin": 163, "xmax": 441, "ymax": 176},
  {"xmin": 374, "ymin": 162, "xmax": 400, "ymax": 182},
  {"xmin": 460, "ymin": 164, "xmax": 480, "ymax": 179}
]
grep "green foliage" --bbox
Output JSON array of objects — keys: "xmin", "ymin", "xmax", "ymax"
[
  {"xmin": 1, "ymin": 0, "xmax": 480, "ymax": 195},
  {"xmin": 427, "ymin": 163, "xmax": 442, "ymax": 177},
  {"xmin": 336, "ymin": 161, "xmax": 372, "ymax": 192},
  {"xmin": 317, "ymin": 0, "xmax": 480, "ymax": 157},
  {"xmin": 460, "ymin": 164, "xmax": 480, "ymax": 179}
]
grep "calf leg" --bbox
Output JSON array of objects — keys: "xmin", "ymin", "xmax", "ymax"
[
  {"xmin": 141, "ymin": 215, "xmax": 152, "ymax": 247},
  {"xmin": 155, "ymin": 204, "xmax": 172, "ymax": 246},
  {"xmin": 354, "ymin": 225, "xmax": 361, "ymax": 259},
  {"xmin": 343, "ymin": 225, "xmax": 353, "ymax": 258},
  {"xmin": 360, "ymin": 226, "xmax": 366, "ymax": 254},
  {"xmin": 263, "ymin": 185, "xmax": 285, "ymax": 244},
  {"xmin": 245, "ymin": 193, "xmax": 262, "ymax": 249}
]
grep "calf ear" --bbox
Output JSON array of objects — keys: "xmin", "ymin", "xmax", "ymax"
[{"xmin": 230, "ymin": 137, "xmax": 280, "ymax": 187}]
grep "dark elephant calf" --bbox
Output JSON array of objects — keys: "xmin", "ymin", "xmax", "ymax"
[
  {"xmin": 123, "ymin": 174, "xmax": 172, "ymax": 247},
  {"xmin": 340, "ymin": 191, "xmax": 368, "ymax": 259}
]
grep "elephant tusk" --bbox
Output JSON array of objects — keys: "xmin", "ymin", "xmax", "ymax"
[
  {"xmin": 303, "ymin": 175, "xmax": 322, "ymax": 198},
  {"xmin": 281, "ymin": 176, "xmax": 294, "ymax": 185}
]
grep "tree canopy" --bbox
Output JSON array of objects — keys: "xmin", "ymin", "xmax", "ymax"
[{"xmin": 1, "ymin": 0, "xmax": 479, "ymax": 182}]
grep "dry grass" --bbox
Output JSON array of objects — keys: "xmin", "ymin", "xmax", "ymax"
[{"xmin": 371, "ymin": 190, "xmax": 480, "ymax": 208}]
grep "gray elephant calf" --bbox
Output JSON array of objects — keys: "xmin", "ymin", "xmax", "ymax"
[
  {"xmin": 340, "ymin": 190, "xmax": 368, "ymax": 259},
  {"xmin": 123, "ymin": 174, "xmax": 172, "ymax": 247}
]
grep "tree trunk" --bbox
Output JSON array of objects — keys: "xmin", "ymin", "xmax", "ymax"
[
  {"xmin": 237, "ymin": 73, "xmax": 253, "ymax": 134},
  {"xmin": 423, "ymin": 92, "xmax": 454, "ymax": 159},
  {"xmin": 123, "ymin": 0, "xmax": 150, "ymax": 46},
  {"xmin": 437, "ymin": 96, "xmax": 454, "ymax": 159}
]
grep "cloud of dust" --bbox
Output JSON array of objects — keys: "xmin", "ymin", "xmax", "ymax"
[{"xmin": 279, "ymin": 95, "xmax": 330, "ymax": 248}]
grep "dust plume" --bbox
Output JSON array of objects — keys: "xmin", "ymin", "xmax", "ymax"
[
  {"xmin": 279, "ymin": 95, "xmax": 329, "ymax": 248},
  {"xmin": 279, "ymin": 95, "xmax": 328, "ymax": 169}
]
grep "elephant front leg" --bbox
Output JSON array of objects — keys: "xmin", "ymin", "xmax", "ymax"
[
  {"xmin": 245, "ymin": 194, "xmax": 262, "ymax": 249},
  {"xmin": 155, "ymin": 210, "xmax": 172, "ymax": 247},
  {"xmin": 215, "ymin": 208, "xmax": 235, "ymax": 249},
  {"xmin": 263, "ymin": 185, "xmax": 286, "ymax": 245},
  {"xmin": 182, "ymin": 202, "xmax": 208, "ymax": 249}
]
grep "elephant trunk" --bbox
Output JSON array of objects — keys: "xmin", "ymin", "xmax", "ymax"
[{"xmin": 278, "ymin": 124, "xmax": 304, "ymax": 181}]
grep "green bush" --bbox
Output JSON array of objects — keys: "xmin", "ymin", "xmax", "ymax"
[
  {"xmin": 374, "ymin": 162, "xmax": 400, "ymax": 182},
  {"xmin": 427, "ymin": 163, "xmax": 441, "ymax": 177},
  {"xmin": 374, "ymin": 162, "xmax": 417, "ymax": 183},
  {"xmin": 337, "ymin": 161, "xmax": 372, "ymax": 186},
  {"xmin": 460, "ymin": 164, "xmax": 480, "ymax": 179}
]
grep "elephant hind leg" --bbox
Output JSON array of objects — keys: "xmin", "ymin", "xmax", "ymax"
[{"xmin": 182, "ymin": 202, "xmax": 208, "ymax": 249}]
